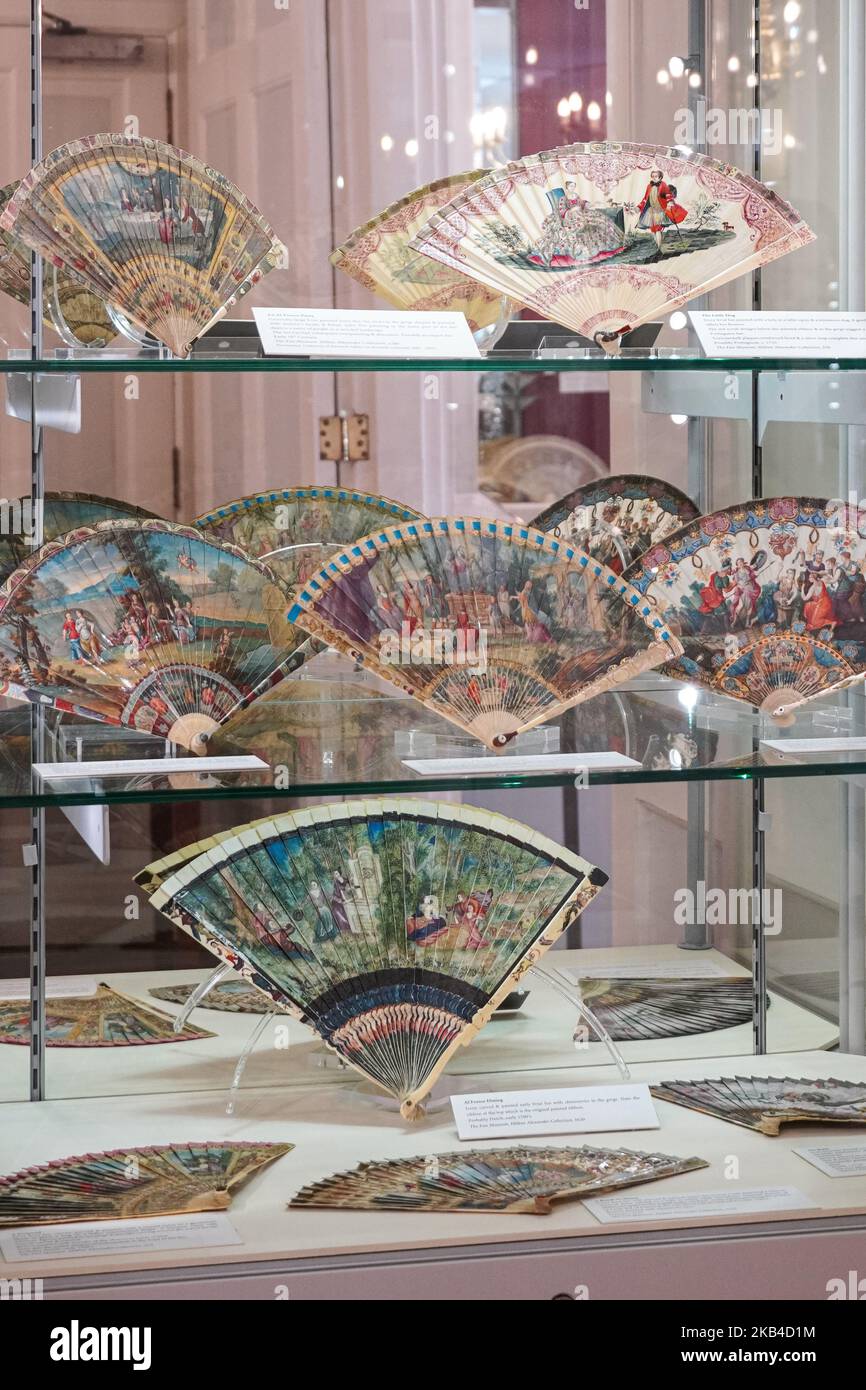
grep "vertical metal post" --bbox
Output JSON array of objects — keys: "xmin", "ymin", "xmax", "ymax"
[
  {"xmin": 838, "ymin": 0, "xmax": 866, "ymax": 1056},
  {"xmin": 682, "ymin": 0, "xmax": 711, "ymax": 950},
  {"xmin": 29, "ymin": 0, "xmax": 45, "ymax": 1102},
  {"xmin": 751, "ymin": 0, "xmax": 768, "ymax": 1054}
]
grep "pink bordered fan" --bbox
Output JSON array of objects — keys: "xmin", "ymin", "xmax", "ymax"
[
  {"xmin": 408, "ymin": 141, "xmax": 814, "ymax": 352},
  {"xmin": 622, "ymin": 497, "xmax": 866, "ymax": 722},
  {"xmin": 0, "ymin": 518, "xmax": 313, "ymax": 752},
  {"xmin": 533, "ymin": 475, "xmax": 700, "ymax": 573},
  {"xmin": 287, "ymin": 517, "xmax": 683, "ymax": 750}
]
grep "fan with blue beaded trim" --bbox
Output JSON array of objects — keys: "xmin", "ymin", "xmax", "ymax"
[
  {"xmin": 195, "ymin": 488, "xmax": 424, "ymax": 591},
  {"xmin": 287, "ymin": 516, "xmax": 683, "ymax": 750}
]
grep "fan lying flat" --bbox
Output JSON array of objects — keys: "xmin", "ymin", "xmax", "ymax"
[
  {"xmin": 0, "ymin": 1141, "xmax": 292, "ymax": 1226},
  {"xmin": 0, "ymin": 518, "xmax": 313, "ymax": 751},
  {"xmin": 195, "ymin": 487, "xmax": 424, "ymax": 590},
  {"xmin": 409, "ymin": 141, "xmax": 813, "ymax": 351},
  {"xmin": 331, "ymin": 172, "xmax": 509, "ymax": 331},
  {"xmin": 0, "ymin": 491, "xmax": 161, "ymax": 587},
  {"xmin": 0, "ymin": 180, "xmax": 117, "ymax": 346},
  {"xmin": 534, "ymin": 475, "xmax": 699, "ymax": 573},
  {"xmin": 0, "ymin": 134, "xmax": 282, "ymax": 357},
  {"xmin": 0, "ymin": 983, "xmax": 214, "ymax": 1046},
  {"xmin": 287, "ymin": 516, "xmax": 683, "ymax": 750},
  {"xmin": 577, "ymin": 977, "xmax": 753, "ymax": 1042},
  {"xmin": 137, "ymin": 798, "xmax": 607, "ymax": 1119},
  {"xmin": 150, "ymin": 979, "xmax": 287, "ymax": 1015},
  {"xmin": 651, "ymin": 1075, "xmax": 866, "ymax": 1135},
  {"xmin": 290, "ymin": 1145, "xmax": 708, "ymax": 1214},
  {"xmin": 623, "ymin": 497, "xmax": 866, "ymax": 722}
]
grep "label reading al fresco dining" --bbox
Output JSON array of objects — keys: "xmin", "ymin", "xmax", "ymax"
[{"xmin": 451, "ymin": 1084, "xmax": 659, "ymax": 1140}]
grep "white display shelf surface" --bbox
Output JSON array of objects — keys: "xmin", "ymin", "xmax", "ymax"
[
  {"xmin": 0, "ymin": 947, "xmax": 837, "ymax": 1104},
  {"xmin": 0, "ymin": 1051, "xmax": 865, "ymax": 1288}
]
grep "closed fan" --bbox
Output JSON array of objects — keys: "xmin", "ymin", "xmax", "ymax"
[
  {"xmin": 195, "ymin": 487, "xmax": 424, "ymax": 590},
  {"xmin": 0, "ymin": 491, "xmax": 161, "ymax": 587},
  {"xmin": 0, "ymin": 134, "xmax": 282, "ymax": 357},
  {"xmin": 534, "ymin": 475, "xmax": 699, "ymax": 573},
  {"xmin": 290, "ymin": 1145, "xmax": 708, "ymax": 1215},
  {"xmin": 576, "ymin": 977, "xmax": 754, "ymax": 1042},
  {"xmin": 331, "ymin": 172, "xmax": 510, "ymax": 332},
  {"xmin": 651, "ymin": 1075, "xmax": 866, "ymax": 1135},
  {"xmin": 137, "ymin": 798, "xmax": 608, "ymax": 1119},
  {"xmin": 0, "ymin": 1141, "xmax": 291, "ymax": 1226},
  {"xmin": 0, "ymin": 983, "xmax": 213, "ymax": 1046},
  {"xmin": 409, "ymin": 141, "xmax": 813, "ymax": 352},
  {"xmin": 287, "ymin": 516, "xmax": 682, "ymax": 750},
  {"xmin": 0, "ymin": 179, "xmax": 116, "ymax": 347},
  {"xmin": 623, "ymin": 497, "xmax": 866, "ymax": 721},
  {"xmin": 0, "ymin": 518, "xmax": 315, "ymax": 752}
]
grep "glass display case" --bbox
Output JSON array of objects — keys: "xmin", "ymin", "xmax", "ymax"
[{"xmin": 0, "ymin": 0, "xmax": 864, "ymax": 1302}]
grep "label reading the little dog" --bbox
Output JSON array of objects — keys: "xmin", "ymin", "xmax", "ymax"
[{"xmin": 451, "ymin": 1084, "xmax": 659, "ymax": 1140}]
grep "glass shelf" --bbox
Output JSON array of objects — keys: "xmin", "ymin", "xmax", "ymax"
[
  {"xmin": 2, "ymin": 677, "xmax": 866, "ymax": 809},
  {"xmin": 2, "ymin": 348, "xmax": 865, "ymax": 374}
]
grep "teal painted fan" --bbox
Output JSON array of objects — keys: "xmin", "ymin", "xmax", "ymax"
[
  {"xmin": 195, "ymin": 487, "xmax": 424, "ymax": 590},
  {"xmin": 0, "ymin": 519, "xmax": 313, "ymax": 751},
  {"xmin": 0, "ymin": 492, "xmax": 160, "ymax": 587},
  {"xmin": 287, "ymin": 517, "xmax": 683, "ymax": 750},
  {"xmin": 1, "ymin": 134, "xmax": 282, "ymax": 357},
  {"xmin": 137, "ymin": 798, "xmax": 607, "ymax": 1119}
]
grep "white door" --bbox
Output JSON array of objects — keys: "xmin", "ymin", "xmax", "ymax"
[{"xmin": 180, "ymin": 0, "xmax": 336, "ymax": 515}]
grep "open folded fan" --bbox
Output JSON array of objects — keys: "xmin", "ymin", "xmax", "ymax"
[
  {"xmin": 287, "ymin": 516, "xmax": 683, "ymax": 750},
  {"xmin": 0, "ymin": 517, "xmax": 313, "ymax": 751},
  {"xmin": 576, "ymin": 977, "xmax": 754, "ymax": 1042},
  {"xmin": 290, "ymin": 1145, "xmax": 708, "ymax": 1215},
  {"xmin": 0, "ymin": 180, "xmax": 117, "ymax": 346},
  {"xmin": 651, "ymin": 1075, "xmax": 866, "ymax": 1135},
  {"xmin": 409, "ymin": 141, "xmax": 814, "ymax": 351},
  {"xmin": 0, "ymin": 133, "xmax": 282, "ymax": 357},
  {"xmin": 534, "ymin": 475, "xmax": 699, "ymax": 573},
  {"xmin": 136, "ymin": 798, "xmax": 608, "ymax": 1119},
  {"xmin": 195, "ymin": 487, "xmax": 424, "ymax": 589},
  {"xmin": 0, "ymin": 983, "xmax": 213, "ymax": 1046},
  {"xmin": 0, "ymin": 1141, "xmax": 292, "ymax": 1226},
  {"xmin": 622, "ymin": 497, "xmax": 866, "ymax": 721},
  {"xmin": 0, "ymin": 491, "xmax": 160, "ymax": 587},
  {"xmin": 331, "ymin": 172, "xmax": 509, "ymax": 331},
  {"xmin": 150, "ymin": 979, "xmax": 287, "ymax": 1015}
]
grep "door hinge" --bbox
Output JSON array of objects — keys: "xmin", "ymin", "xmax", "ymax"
[{"xmin": 319, "ymin": 412, "xmax": 370, "ymax": 465}]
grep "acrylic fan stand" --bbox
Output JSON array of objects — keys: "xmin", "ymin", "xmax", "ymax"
[{"xmin": 172, "ymin": 962, "xmax": 631, "ymax": 1119}]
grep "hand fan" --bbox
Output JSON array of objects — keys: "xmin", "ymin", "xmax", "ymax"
[
  {"xmin": 195, "ymin": 487, "xmax": 424, "ymax": 590},
  {"xmin": 0, "ymin": 491, "xmax": 161, "ymax": 587},
  {"xmin": 0, "ymin": 179, "xmax": 117, "ymax": 346},
  {"xmin": 533, "ymin": 475, "xmax": 700, "ymax": 573},
  {"xmin": 0, "ymin": 983, "xmax": 213, "ymax": 1046},
  {"xmin": 0, "ymin": 133, "xmax": 283, "ymax": 358},
  {"xmin": 136, "ymin": 797, "xmax": 608, "ymax": 1119},
  {"xmin": 0, "ymin": 1141, "xmax": 292, "ymax": 1226},
  {"xmin": 286, "ymin": 516, "xmax": 683, "ymax": 750},
  {"xmin": 331, "ymin": 172, "xmax": 510, "ymax": 332},
  {"xmin": 150, "ymin": 979, "xmax": 287, "ymax": 1015},
  {"xmin": 290, "ymin": 1145, "xmax": 708, "ymax": 1214},
  {"xmin": 0, "ymin": 518, "xmax": 314, "ymax": 752},
  {"xmin": 576, "ymin": 977, "xmax": 754, "ymax": 1042},
  {"xmin": 651, "ymin": 1075, "xmax": 866, "ymax": 1135},
  {"xmin": 622, "ymin": 497, "xmax": 866, "ymax": 722},
  {"xmin": 409, "ymin": 141, "xmax": 814, "ymax": 351}
]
